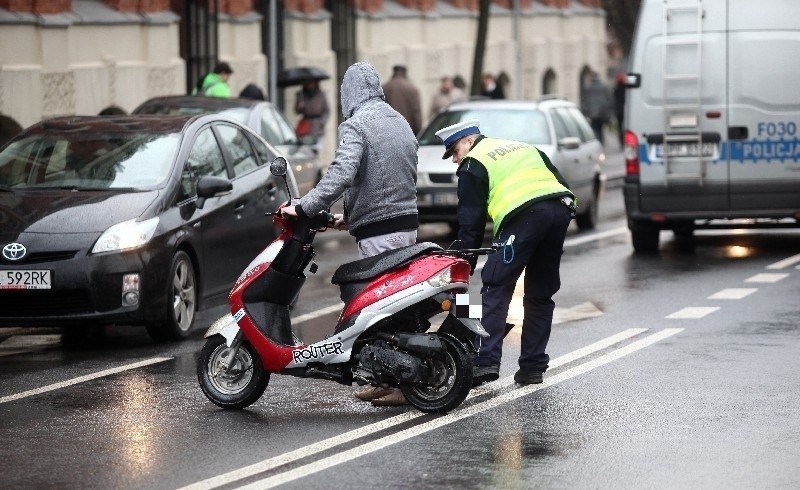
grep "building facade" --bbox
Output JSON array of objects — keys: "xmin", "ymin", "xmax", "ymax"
[{"xmin": 0, "ymin": 0, "xmax": 607, "ymax": 162}]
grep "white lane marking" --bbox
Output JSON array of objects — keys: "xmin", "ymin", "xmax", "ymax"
[
  {"xmin": 177, "ymin": 328, "xmax": 647, "ymax": 490},
  {"xmin": 745, "ymin": 273, "xmax": 789, "ymax": 283},
  {"xmin": 238, "ymin": 328, "xmax": 683, "ymax": 490},
  {"xmin": 665, "ymin": 307, "xmax": 719, "ymax": 319},
  {"xmin": 767, "ymin": 253, "xmax": 800, "ymax": 270},
  {"xmin": 0, "ymin": 357, "xmax": 173, "ymax": 404},
  {"xmin": 707, "ymin": 288, "xmax": 757, "ymax": 300},
  {"xmin": 564, "ymin": 226, "xmax": 628, "ymax": 247}
]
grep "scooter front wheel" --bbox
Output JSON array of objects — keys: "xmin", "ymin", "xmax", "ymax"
[
  {"xmin": 197, "ymin": 336, "xmax": 270, "ymax": 410},
  {"xmin": 401, "ymin": 334, "xmax": 473, "ymax": 414}
]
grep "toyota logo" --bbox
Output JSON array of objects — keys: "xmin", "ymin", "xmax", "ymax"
[{"xmin": 2, "ymin": 243, "xmax": 27, "ymax": 261}]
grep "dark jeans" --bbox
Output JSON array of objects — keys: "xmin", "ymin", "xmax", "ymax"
[
  {"xmin": 591, "ymin": 119, "xmax": 606, "ymax": 146},
  {"xmin": 475, "ymin": 199, "xmax": 572, "ymax": 373}
]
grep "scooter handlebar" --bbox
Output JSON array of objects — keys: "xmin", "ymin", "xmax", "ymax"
[
  {"xmin": 432, "ymin": 246, "xmax": 498, "ymax": 258},
  {"xmin": 274, "ymin": 201, "xmax": 337, "ymax": 230}
]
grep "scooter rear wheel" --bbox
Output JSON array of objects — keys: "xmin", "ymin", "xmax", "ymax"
[
  {"xmin": 401, "ymin": 334, "xmax": 473, "ymax": 414},
  {"xmin": 197, "ymin": 336, "xmax": 270, "ymax": 410}
]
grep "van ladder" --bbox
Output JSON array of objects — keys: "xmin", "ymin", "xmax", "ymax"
[{"xmin": 662, "ymin": 0, "xmax": 705, "ymax": 184}]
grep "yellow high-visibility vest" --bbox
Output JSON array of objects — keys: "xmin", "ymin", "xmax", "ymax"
[{"xmin": 466, "ymin": 138, "xmax": 572, "ymax": 235}]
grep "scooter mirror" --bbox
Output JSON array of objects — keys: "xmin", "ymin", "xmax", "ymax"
[{"xmin": 270, "ymin": 156, "xmax": 288, "ymax": 177}]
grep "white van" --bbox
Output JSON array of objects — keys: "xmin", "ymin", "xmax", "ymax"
[{"xmin": 623, "ymin": 0, "xmax": 800, "ymax": 252}]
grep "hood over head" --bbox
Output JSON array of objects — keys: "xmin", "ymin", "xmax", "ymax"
[{"xmin": 340, "ymin": 62, "xmax": 385, "ymax": 119}]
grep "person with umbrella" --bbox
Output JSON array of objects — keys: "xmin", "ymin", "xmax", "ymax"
[{"xmin": 294, "ymin": 77, "xmax": 330, "ymax": 153}]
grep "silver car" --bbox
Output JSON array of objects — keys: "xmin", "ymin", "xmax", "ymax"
[
  {"xmin": 417, "ymin": 98, "xmax": 604, "ymax": 231},
  {"xmin": 133, "ymin": 96, "xmax": 322, "ymax": 196}
]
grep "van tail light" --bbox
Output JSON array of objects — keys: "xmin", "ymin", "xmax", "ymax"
[{"xmin": 623, "ymin": 130, "xmax": 640, "ymax": 176}]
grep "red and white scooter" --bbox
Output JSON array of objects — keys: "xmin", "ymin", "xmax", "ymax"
[{"xmin": 197, "ymin": 156, "xmax": 493, "ymax": 413}]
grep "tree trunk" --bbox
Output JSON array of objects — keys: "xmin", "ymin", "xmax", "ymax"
[{"xmin": 470, "ymin": 0, "xmax": 490, "ymax": 96}]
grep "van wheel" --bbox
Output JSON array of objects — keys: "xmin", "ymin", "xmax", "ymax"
[{"xmin": 631, "ymin": 223, "xmax": 659, "ymax": 253}]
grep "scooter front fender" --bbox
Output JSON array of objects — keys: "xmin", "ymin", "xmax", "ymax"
[{"xmin": 204, "ymin": 313, "xmax": 241, "ymax": 347}]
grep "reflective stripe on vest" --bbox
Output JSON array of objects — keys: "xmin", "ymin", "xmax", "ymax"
[{"xmin": 466, "ymin": 138, "xmax": 571, "ymax": 234}]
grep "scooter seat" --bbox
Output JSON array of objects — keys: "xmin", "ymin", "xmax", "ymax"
[{"xmin": 331, "ymin": 242, "xmax": 442, "ymax": 285}]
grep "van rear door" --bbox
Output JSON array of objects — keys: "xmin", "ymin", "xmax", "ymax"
[
  {"xmin": 726, "ymin": 0, "xmax": 800, "ymax": 214},
  {"xmin": 635, "ymin": 0, "xmax": 728, "ymax": 214}
]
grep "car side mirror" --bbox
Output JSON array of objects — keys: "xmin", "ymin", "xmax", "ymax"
[
  {"xmin": 557, "ymin": 136, "xmax": 581, "ymax": 150},
  {"xmin": 195, "ymin": 175, "xmax": 232, "ymax": 210}
]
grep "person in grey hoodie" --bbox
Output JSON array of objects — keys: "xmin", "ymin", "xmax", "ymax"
[{"xmin": 281, "ymin": 62, "xmax": 418, "ymax": 406}]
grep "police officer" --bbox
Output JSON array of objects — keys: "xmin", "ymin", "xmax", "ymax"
[{"xmin": 434, "ymin": 120, "xmax": 575, "ymax": 386}]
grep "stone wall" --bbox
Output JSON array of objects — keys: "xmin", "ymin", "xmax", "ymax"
[{"xmin": 0, "ymin": 0, "xmax": 607, "ymax": 160}]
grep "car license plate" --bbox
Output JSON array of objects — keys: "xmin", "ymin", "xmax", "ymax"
[
  {"xmin": 0, "ymin": 270, "xmax": 52, "ymax": 290},
  {"xmin": 655, "ymin": 142, "xmax": 716, "ymax": 158},
  {"xmin": 432, "ymin": 193, "xmax": 459, "ymax": 206},
  {"xmin": 417, "ymin": 194, "xmax": 433, "ymax": 206}
]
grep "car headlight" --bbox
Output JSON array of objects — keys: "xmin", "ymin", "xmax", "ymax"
[{"xmin": 92, "ymin": 217, "xmax": 159, "ymax": 254}]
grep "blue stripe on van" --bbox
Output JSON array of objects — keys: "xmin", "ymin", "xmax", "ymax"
[
  {"xmin": 639, "ymin": 139, "xmax": 800, "ymax": 165},
  {"xmin": 639, "ymin": 144, "xmax": 650, "ymax": 164},
  {"xmin": 727, "ymin": 139, "xmax": 800, "ymax": 162}
]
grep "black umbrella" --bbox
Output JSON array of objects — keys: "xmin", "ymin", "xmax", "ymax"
[{"xmin": 277, "ymin": 66, "xmax": 330, "ymax": 88}]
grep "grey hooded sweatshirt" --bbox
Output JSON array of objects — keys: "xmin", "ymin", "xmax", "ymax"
[{"xmin": 297, "ymin": 62, "xmax": 419, "ymax": 240}]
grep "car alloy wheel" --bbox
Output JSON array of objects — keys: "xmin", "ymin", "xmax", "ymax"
[{"xmin": 147, "ymin": 250, "xmax": 197, "ymax": 341}]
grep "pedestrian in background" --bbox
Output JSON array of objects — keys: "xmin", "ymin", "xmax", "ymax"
[
  {"xmin": 98, "ymin": 105, "xmax": 126, "ymax": 116},
  {"xmin": 294, "ymin": 78, "xmax": 330, "ymax": 152},
  {"xmin": 480, "ymin": 72, "xmax": 505, "ymax": 99},
  {"xmin": 0, "ymin": 114, "xmax": 22, "ymax": 148},
  {"xmin": 280, "ymin": 62, "xmax": 419, "ymax": 407},
  {"xmin": 434, "ymin": 119, "xmax": 575, "ymax": 387},
  {"xmin": 580, "ymin": 72, "xmax": 612, "ymax": 146},
  {"xmin": 193, "ymin": 62, "xmax": 234, "ymax": 98},
  {"xmin": 239, "ymin": 83, "xmax": 265, "ymax": 101},
  {"xmin": 430, "ymin": 76, "xmax": 466, "ymax": 120},
  {"xmin": 453, "ymin": 74, "xmax": 467, "ymax": 92},
  {"xmin": 497, "ymin": 71, "xmax": 511, "ymax": 97},
  {"xmin": 382, "ymin": 64, "xmax": 423, "ymax": 135},
  {"xmin": 613, "ymin": 72, "xmax": 626, "ymax": 148}
]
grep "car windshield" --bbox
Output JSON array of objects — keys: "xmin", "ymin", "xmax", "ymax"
[
  {"xmin": 418, "ymin": 108, "xmax": 552, "ymax": 146},
  {"xmin": 259, "ymin": 105, "xmax": 300, "ymax": 146},
  {"xmin": 0, "ymin": 132, "xmax": 180, "ymax": 190}
]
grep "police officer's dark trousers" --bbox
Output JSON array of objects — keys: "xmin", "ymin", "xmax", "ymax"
[{"xmin": 475, "ymin": 198, "xmax": 572, "ymax": 372}]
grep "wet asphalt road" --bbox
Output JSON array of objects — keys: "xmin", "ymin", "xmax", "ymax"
[{"xmin": 2, "ymin": 181, "xmax": 800, "ymax": 489}]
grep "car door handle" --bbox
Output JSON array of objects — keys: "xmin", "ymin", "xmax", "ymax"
[
  {"xmin": 234, "ymin": 202, "xmax": 246, "ymax": 212},
  {"xmin": 266, "ymin": 182, "xmax": 278, "ymax": 197}
]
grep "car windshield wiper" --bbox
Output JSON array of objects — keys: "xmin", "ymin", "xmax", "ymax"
[{"xmin": 27, "ymin": 184, "xmax": 113, "ymax": 191}]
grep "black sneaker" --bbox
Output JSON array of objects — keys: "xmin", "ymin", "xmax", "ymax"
[
  {"xmin": 513, "ymin": 370, "xmax": 543, "ymax": 385},
  {"xmin": 472, "ymin": 364, "xmax": 500, "ymax": 387}
]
